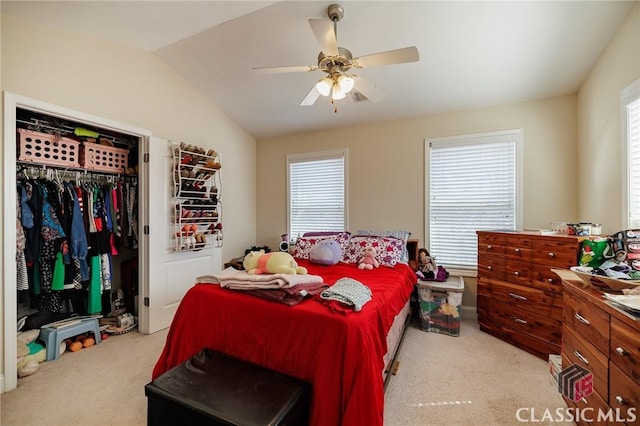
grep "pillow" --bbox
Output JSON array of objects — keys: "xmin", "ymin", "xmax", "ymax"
[
  {"xmin": 292, "ymin": 232, "xmax": 351, "ymax": 260},
  {"xmin": 303, "ymin": 231, "xmax": 348, "ymax": 237},
  {"xmin": 344, "ymin": 235, "xmax": 404, "ymax": 267},
  {"xmin": 309, "ymin": 239, "xmax": 342, "ymax": 265},
  {"xmin": 356, "ymin": 230, "xmax": 411, "ymax": 263}
]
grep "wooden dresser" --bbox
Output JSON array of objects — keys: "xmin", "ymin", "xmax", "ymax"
[
  {"xmin": 476, "ymin": 230, "xmax": 582, "ymax": 360},
  {"xmin": 561, "ymin": 279, "xmax": 640, "ymax": 426}
]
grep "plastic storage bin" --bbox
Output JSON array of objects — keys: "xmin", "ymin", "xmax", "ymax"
[
  {"xmin": 82, "ymin": 142, "xmax": 129, "ymax": 173},
  {"xmin": 17, "ymin": 129, "xmax": 81, "ymax": 168},
  {"xmin": 417, "ymin": 275, "xmax": 464, "ymax": 336}
]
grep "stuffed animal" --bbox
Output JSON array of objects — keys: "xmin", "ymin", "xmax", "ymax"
[
  {"xmin": 418, "ymin": 248, "xmax": 437, "ymax": 279},
  {"xmin": 243, "ymin": 249, "xmax": 308, "ymax": 275},
  {"xmin": 309, "ymin": 239, "xmax": 342, "ymax": 266},
  {"xmin": 358, "ymin": 247, "xmax": 379, "ymax": 270}
]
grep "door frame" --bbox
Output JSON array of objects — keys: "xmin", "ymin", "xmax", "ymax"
[{"xmin": 2, "ymin": 92, "xmax": 152, "ymax": 393}]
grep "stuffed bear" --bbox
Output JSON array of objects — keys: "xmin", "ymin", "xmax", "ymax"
[
  {"xmin": 358, "ymin": 247, "xmax": 379, "ymax": 270},
  {"xmin": 243, "ymin": 249, "xmax": 308, "ymax": 275}
]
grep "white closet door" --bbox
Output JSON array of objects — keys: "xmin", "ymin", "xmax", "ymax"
[{"xmin": 141, "ymin": 137, "xmax": 221, "ymax": 334}]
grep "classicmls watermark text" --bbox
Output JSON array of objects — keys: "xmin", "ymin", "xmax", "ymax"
[{"xmin": 516, "ymin": 363, "xmax": 637, "ymax": 423}]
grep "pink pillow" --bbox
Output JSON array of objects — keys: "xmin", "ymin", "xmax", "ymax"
[
  {"xmin": 292, "ymin": 232, "xmax": 351, "ymax": 260},
  {"xmin": 343, "ymin": 236, "xmax": 404, "ymax": 267}
]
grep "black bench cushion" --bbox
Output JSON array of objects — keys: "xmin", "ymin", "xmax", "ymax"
[{"xmin": 145, "ymin": 348, "xmax": 310, "ymax": 426}]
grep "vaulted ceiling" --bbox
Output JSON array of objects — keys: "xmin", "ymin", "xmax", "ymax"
[{"xmin": 2, "ymin": 1, "xmax": 636, "ymax": 139}]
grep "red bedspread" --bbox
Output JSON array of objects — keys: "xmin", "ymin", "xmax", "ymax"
[{"xmin": 152, "ymin": 259, "xmax": 416, "ymax": 426}]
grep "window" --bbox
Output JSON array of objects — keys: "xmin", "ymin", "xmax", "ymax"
[
  {"xmin": 426, "ymin": 130, "xmax": 523, "ymax": 269},
  {"xmin": 623, "ymin": 79, "xmax": 640, "ymax": 229},
  {"xmin": 287, "ymin": 149, "xmax": 347, "ymax": 238}
]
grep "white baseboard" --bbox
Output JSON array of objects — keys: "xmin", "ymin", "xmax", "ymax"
[{"xmin": 461, "ymin": 305, "xmax": 477, "ymax": 321}]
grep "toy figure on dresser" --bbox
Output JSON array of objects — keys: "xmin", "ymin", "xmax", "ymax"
[{"xmin": 416, "ymin": 248, "xmax": 437, "ymax": 280}]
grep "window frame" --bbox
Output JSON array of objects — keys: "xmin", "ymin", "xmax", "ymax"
[
  {"xmin": 286, "ymin": 148, "xmax": 348, "ymax": 239},
  {"xmin": 425, "ymin": 129, "xmax": 523, "ymax": 274},
  {"xmin": 621, "ymin": 79, "xmax": 640, "ymax": 229}
]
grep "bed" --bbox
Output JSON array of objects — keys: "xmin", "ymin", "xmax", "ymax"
[{"xmin": 152, "ymin": 255, "xmax": 416, "ymax": 426}]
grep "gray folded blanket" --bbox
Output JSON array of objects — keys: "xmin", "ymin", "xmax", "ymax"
[{"xmin": 320, "ymin": 277, "xmax": 372, "ymax": 311}]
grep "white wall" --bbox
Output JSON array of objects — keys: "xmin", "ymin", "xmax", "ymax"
[
  {"xmin": 1, "ymin": 14, "xmax": 257, "ymax": 386},
  {"xmin": 577, "ymin": 2, "xmax": 640, "ymax": 232}
]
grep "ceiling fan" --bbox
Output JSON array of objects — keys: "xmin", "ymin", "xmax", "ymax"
[{"xmin": 253, "ymin": 3, "xmax": 419, "ymax": 108}]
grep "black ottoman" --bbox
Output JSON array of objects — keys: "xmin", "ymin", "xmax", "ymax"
[{"xmin": 145, "ymin": 348, "xmax": 311, "ymax": 426}]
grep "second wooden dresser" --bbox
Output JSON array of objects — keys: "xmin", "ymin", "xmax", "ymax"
[{"xmin": 476, "ymin": 230, "xmax": 582, "ymax": 360}]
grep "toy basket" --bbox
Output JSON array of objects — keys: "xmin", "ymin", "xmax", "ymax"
[
  {"xmin": 17, "ymin": 129, "xmax": 81, "ymax": 168},
  {"xmin": 82, "ymin": 142, "xmax": 129, "ymax": 173}
]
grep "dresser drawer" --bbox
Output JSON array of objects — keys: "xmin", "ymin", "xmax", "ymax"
[
  {"xmin": 533, "ymin": 239, "xmax": 580, "ymax": 268},
  {"xmin": 609, "ymin": 361, "xmax": 640, "ymax": 425},
  {"xmin": 562, "ymin": 326, "xmax": 609, "ymax": 401},
  {"xmin": 532, "ymin": 265, "xmax": 564, "ymax": 294},
  {"xmin": 563, "ymin": 292, "xmax": 610, "ymax": 355},
  {"xmin": 477, "ymin": 277, "xmax": 563, "ymax": 321},
  {"xmin": 478, "ymin": 295, "xmax": 561, "ymax": 345},
  {"xmin": 477, "ymin": 234, "xmax": 505, "ymax": 257},
  {"xmin": 561, "ymin": 355, "xmax": 611, "ymax": 426},
  {"xmin": 477, "ymin": 232, "xmax": 506, "ymax": 247},
  {"xmin": 610, "ymin": 317, "xmax": 640, "ymax": 385},
  {"xmin": 477, "ymin": 255, "xmax": 505, "ymax": 280},
  {"xmin": 502, "ymin": 236, "xmax": 533, "ymax": 260},
  {"xmin": 504, "ymin": 259, "xmax": 533, "ymax": 286}
]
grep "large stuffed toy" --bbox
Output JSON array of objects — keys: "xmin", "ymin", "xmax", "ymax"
[{"xmin": 243, "ymin": 249, "xmax": 308, "ymax": 275}]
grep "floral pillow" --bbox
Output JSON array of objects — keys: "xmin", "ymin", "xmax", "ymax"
[
  {"xmin": 356, "ymin": 229, "xmax": 411, "ymax": 262},
  {"xmin": 343, "ymin": 236, "xmax": 404, "ymax": 267},
  {"xmin": 292, "ymin": 232, "xmax": 351, "ymax": 261}
]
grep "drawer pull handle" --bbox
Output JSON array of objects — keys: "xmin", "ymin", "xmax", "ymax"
[
  {"xmin": 548, "ymin": 252, "xmax": 556, "ymax": 258},
  {"xmin": 547, "ymin": 278, "xmax": 554, "ymax": 283},
  {"xmin": 574, "ymin": 312, "xmax": 590, "ymax": 325},
  {"xmin": 509, "ymin": 293, "xmax": 527, "ymax": 301},
  {"xmin": 514, "ymin": 248, "xmax": 521, "ymax": 253},
  {"xmin": 574, "ymin": 350, "xmax": 589, "ymax": 365},
  {"xmin": 513, "ymin": 317, "xmax": 527, "ymax": 324},
  {"xmin": 513, "ymin": 271, "xmax": 520, "ymax": 276},
  {"xmin": 487, "ymin": 266, "xmax": 493, "ymax": 271},
  {"xmin": 615, "ymin": 347, "xmax": 627, "ymax": 356},
  {"xmin": 487, "ymin": 245, "xmax": 493, "ymax": 250},
  {"xmin": 615, "ymin": 396, "xmax": 627, "ymax": 405}
]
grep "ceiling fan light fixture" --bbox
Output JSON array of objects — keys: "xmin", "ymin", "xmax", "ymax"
[
  {"xmin": 331, "ymin": 84, "xmax": 346, "ymax": 100},
  {"xmin": 338, "ymin": 75, "xmax": 354, "ymax": 93},
  {"xmin": 316, "ymin": 78, "xmax": 333, "ymax": 96}
]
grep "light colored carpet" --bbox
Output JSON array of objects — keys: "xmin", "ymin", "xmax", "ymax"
[{"xmin": 1, "ymin": 319, "xmax": 571, "ymax": 425}]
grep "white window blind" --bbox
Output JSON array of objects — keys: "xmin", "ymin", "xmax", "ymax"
[
  {"xmin": 624, "ymin": 80, "xmax": 640, "ymax": 229},
  {"xmin": 427, "ymin": 130, "xmax": 522, "ymax": 269},
  {"xmin": 287, "ymin": 150, "xmax": 346, "ymax": 238}
]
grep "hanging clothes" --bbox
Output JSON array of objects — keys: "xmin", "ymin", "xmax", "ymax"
[{"xmin": 16, "ymin": 171, "xmax": 135, "ymax": 315}]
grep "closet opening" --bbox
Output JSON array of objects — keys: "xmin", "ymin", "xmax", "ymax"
[
  {"xmin": 16, "ymin": 108, "xmax": 141, "ymax": 336},
  {"xmin": 3, "ymin": 93, "xmax": 154, "ymax": 393}
]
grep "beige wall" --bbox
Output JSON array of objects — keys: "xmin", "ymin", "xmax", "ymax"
[
  {"xmin": 256, "ymin": 95, "xmax": 579, "ymax": 308},
  {"xmin": 1, "ymin": 15, "xmax": 257, "ymax": 382},
  {"xmin": 577, "ymin": 2, "xmax": 640, "ymax": 233}
]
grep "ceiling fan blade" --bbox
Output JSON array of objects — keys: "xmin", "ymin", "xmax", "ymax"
[
  {"xmin": 253, "ymin": 65, "xmax": 317, "ymax": 74},
  {"xmin": 352, "ymin": 76, "xmax": 385, "ymax": 103},
  {"xmin": 353, "ymin": 46, "xmax": 419, "ymax": 69},
  {"xmin": 308, "ymin": 19, "xmax": 338, "ymax": 57},
  {"xmin": 301, "ymin": 85, "xmax": 322, "ymax": 106}
]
